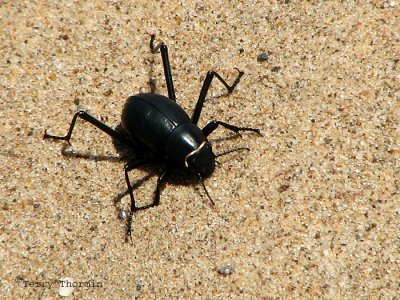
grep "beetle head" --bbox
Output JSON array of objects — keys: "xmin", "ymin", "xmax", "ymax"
[{"xmin": 185, "ymin": 141, "xmax": 215, "ymax": 177}]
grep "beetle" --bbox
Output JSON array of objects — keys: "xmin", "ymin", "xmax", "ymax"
[{"xmin": 44, "ymin": 34, "xmax": 261, "ymax": 242}]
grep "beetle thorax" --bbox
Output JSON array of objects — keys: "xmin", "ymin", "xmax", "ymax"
[
  {"xmin": 185, "ymin": 141, "xmax": 215, "ymax": 177},
  {"xmin": 184, "ymin": 141, "xmax": 207, "ymax": 167},
  {"xmin": 163, "ymin": 123, "xmax": 216, "ymax": 177}
]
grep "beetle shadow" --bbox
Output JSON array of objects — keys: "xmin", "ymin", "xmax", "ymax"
[
  {"xmin": 60, "ymin": 123, "xmax": 204, "ymax": 206},
  {"xmin": 61, "ymin": 144, "xmax": 123, "ymax": 162},
  {"xmin": 147, "ymin": 55, "xmax": 160, "ymax": 95}
]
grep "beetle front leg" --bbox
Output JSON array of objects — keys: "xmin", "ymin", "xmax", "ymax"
[
  {"xmin": 135, "ymin": 166, "xmax": 172, "ymax": 210},
  {"xmin": 202, "ymin": 120, "xmax": 261, "ymax": 137},
  {"xmin": 191, "ymin": 69, "xmax": 244, "ymax": 125}
]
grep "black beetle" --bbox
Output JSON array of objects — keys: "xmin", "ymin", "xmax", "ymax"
[{"xmin": 44, "ymin": 35, "xmax": 261, "ymax": 242}]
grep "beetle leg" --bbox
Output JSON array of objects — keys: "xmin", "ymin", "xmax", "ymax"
[
  {"xmin": 191, "ymin": 69, "xmax": 244, "ymax": 125},
  {"xmin": 124, "ymin": 157, "xmax": 155, "ymax": 243},
  {"xmin": 202, "ymin": 120, "xmax": 261, "ymax": 137},
  {"xmin": 150, "ymin": 34, "xmax": 176, "ymax": 101},
  {"xmin": 44, "ymin": 111, "xmax": 134, "ymax": 148},
  {"xmin": 198, "ymin": 174, "xmax": 215, "ymax": 206}
]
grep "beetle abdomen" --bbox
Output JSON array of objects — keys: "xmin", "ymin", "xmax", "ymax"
[{"xmin": 121, "ymin": 93, "xmax": 191, "ymax": 150}]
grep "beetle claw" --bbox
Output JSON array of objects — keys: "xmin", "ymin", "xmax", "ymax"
[{"xmin": 125, "ymin": 212, "xmax": 134, "ymax": 244}]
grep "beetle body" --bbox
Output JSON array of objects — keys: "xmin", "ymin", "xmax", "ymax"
[{"xmin": 121, "ymin": 93, "xmax": 215, "ymax": 177}]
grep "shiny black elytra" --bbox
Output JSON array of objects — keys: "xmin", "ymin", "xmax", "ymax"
[{"xmin": 44, "ymin": 35, "xmax": 261, "ymax": 242}]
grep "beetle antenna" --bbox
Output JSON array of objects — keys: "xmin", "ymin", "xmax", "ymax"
[
  {"xmin": 198, "ymin": 175, "xmax": 215, "ymax": 206},
  {"xmin": 216, "ymin": 147, "xmax": 250, "ymax": 158}
]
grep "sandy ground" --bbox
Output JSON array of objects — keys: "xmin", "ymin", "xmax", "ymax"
[{"xmin": 1, "ymin": 1, "xmax": 399, "ymax": 299}]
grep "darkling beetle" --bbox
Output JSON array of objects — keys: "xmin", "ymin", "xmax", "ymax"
[{"xmin": 44, "ymin": 35, "xmax": 261, "ymax": 242}]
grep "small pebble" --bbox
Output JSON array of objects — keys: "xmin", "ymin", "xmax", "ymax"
[
  {"xmin": 257, "ymin": 52, "xmax": 268, "ymax": 62},
  {"xmin": 118, "ymin": 208, "xmax": 128, "ymax": 220},
  {"xmin": 271, "ymin": 66, "xmax": 281, "ymax": 72},
  {"xmin": 136, "ymin": 281, "xmax": 143, "ymax": 291},
  {"xmin": 59, "ymin": 277, "xmax": 74, "ymax": 297},
  {"xmin": 217, "ymin": 266, "xmax": 235, "ymax": 276}
]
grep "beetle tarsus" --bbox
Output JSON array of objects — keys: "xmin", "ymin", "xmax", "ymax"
[
  {"xmin": 150, "ymin": 33, "xmax": 162, "ymax": 53},
  {"xmin": 202, "ymin": 120, "xmax": 261, "ymax": 137},
  {"xmin": 215, "ymin": 68, "xmax": 245, "ymax": 93},
  {"xmin": 125, "ymin": 212, "xmax": 134, "ymax": 244}
]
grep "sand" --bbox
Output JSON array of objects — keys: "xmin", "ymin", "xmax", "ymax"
[{"xmin": 1, "ymin": 1, "xmax": 399, "ymax": 299}]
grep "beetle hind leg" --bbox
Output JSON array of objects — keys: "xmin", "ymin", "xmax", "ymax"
[
  {"xmin": 44, "ymin": 110, "xmax": 134, "ymax": 147},
  {"xmin": 150, "ymin": 34, "xmax": 176, "ymax": 101},
  {"xmin": 124, "ymin": 157, "xmax": 154, "ymax": 242}
]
